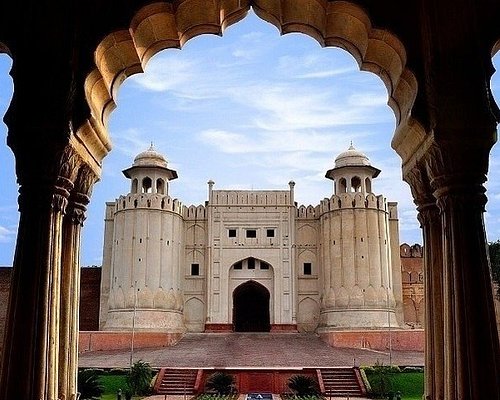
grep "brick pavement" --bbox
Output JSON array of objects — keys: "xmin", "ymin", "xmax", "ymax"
[{"xmin": 78, "ymin": 332, "xmax": 423, "ymax": 369}]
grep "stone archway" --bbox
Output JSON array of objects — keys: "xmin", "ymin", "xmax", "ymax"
[
  {"xmin": 1, "ymin": 1, "xmax": 500, "ymax": 399},
  {"xmin": 233, "ymin": 280, "xmax": 270, "ymax": 332}
]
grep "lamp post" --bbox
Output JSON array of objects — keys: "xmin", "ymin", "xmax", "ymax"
[
  {"xmin": 130, "ymin": 280, "xmax": 139, "ymax": 369},
  {"xmin": 387, "ymin": 287, "xmax": 393, "ymax": 367}
]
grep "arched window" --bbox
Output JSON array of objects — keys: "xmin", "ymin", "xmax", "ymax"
[
  {"xmin": 131, "ymin": 178, "xmax": 138, "ymax": 193},
  {"xmin": 365, "ymin": 177, "xmax": 372, "ymax": 193},
  {"xmin": 339, "ymin": 178, "xmax": 347, "ymax": 193},
  {"xmin": 351, "ymin": 176, "xmax": 361, "ymax": 192},
  {"xmin": 142, "ymin": 177, "xmax": 152, "ymax": 193},
  {"xmin": 157, "ymin": 178, "xmax": 165, "ymax": 194}
]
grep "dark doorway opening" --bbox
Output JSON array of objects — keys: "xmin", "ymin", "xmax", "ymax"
[{"xmin": 233, "ymin": 281, "xmax": 271, "ymax": 332}]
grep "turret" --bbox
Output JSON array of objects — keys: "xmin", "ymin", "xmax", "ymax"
[
  {"xmin": 318, "ymin": 144, "xmax": 401, "ymax": 330},
  {"xmin": 325, "ymin": 144, "xmax": 380, "ymax": 194},
  {"xmin": 122, "ymin": 144, "xmax": 177, "ymax": 195},
  {"xmin": 100, "ymin": 145, "xmax": 186, "ymax": 333}
]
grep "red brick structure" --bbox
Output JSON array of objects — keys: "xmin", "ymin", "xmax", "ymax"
[
  {"xmin": 0, "ymin": 268, "xmax": 12, "ymax": 360},
  {"xmin": 400, "ymin": 243, "xmax": 425, "ymax": 328},
  {"xmin": 79, "ymin": 267, "xmax": 102, "ymax": 331}
]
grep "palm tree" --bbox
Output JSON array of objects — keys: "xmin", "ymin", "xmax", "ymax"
[
  {"xmin": 77, "ymin": 369, "xmax": 104, "ymax": 400},
  {"xmin": 205, "ymin": 372, "xmax": 236, "ymax": 395},
  {"xmin": 126, "ymin": 360, "xmax": 154, "ymax": 396},
  {"xmin": 287, "ymin": 375, "xmax": 319, "ymax": 397}
]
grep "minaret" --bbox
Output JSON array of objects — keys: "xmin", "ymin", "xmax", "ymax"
[
  {"xmin": 101, "ymin": 145, "xmax": 186, "ymax": 333},
  {"xmin": 318, "ymin": 145, "xmax": 400, "ymax": 329}
]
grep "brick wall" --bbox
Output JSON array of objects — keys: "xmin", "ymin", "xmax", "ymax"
[
  {"xmin": 79, "ymin": 267, "xmax": 101, "ymax": 331},
  {"xmin": 0, "ymin": 267, "xmax": 12, "ymax": 359},
  {"xmin": 0, "ymin": 266, "xmax": 101, "ymax": 355},
  {"xmin": 400, "ymin": 244, "xmax": 424, "ymax": 328}
]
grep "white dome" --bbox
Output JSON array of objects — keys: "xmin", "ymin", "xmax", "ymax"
[
  {"xmin": 334, "ymin": 144, "xmax": 372, "ymax": 168},
  {"xmin": 132, "ymin": 144, "xmax": 168, "ymax": 168}
]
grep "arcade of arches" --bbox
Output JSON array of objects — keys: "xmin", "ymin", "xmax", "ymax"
[{"xmin": 0, "ymin": 1, "xmax": 499, "ymax": 399}]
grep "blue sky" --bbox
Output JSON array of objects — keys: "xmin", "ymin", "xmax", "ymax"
[{"xmin": 0, "ymin": 11, "xmax": 499, "ymax": 266}]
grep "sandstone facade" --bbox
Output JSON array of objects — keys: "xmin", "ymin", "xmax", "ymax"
[{"xmin": 100, "ymin": 145, "xmax": 403, "ymax": 333}]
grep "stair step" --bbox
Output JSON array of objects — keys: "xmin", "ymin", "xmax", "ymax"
[
  {"xmin": 156, "ymin": 368, "xmax": 200, "ymax": 395},
  {"xmin": 320, "ymin": 368, "xmax": 363, "ymax": 397}
]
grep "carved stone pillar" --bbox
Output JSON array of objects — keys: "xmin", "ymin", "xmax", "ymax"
[
  {"xmin": 419, "ymin": 204, "xmax": 445, "ymax": 400},
  {"xmin": 405, "ymin": 165, "xmax": 444, "ymax": 400},
  {"xmin": 58, "ymin": 166, "xmax": 97, "ymax": 400},
  {"xmin": 426, "ymin": 143, "xmax": 500, "ymax": 399},
  {"xmin": 0, "ymin": 145, "xmax": 79, "ymax": 400}
]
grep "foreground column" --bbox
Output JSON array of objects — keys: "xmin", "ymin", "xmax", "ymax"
[
  {"xmin": 435, "ymin": 178, "xmax": 500, "ymax": 398},
  {"xmin": 425, "ymin": 142, "xmax": 500, "ymax": 399},
  {"xmin": 405, "ymin": 166, "xmax": 445, "ymax": 400},
  {"xmin": 58, "ymin": 166, "xmax": 97, "ymax": 400},
  {"xmin": 419, "ymin": 204, "xmax": 445, "ymax": 400},
  {"xmin": 0, "ymin": 145, "xmax": 78, "ymax": 400}
]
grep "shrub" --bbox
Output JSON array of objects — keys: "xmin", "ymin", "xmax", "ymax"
[
  {"xmin": 205, "ymin": 372, "xmax": 236, "ymax": 395},
  {"xmin": 287, "ymin": 375, "xmax": 319, "ymax": 397},
  {"xmin": 126, "ymin": 360, "xmax": 154, "ymax": 396},
  {"xmin": 401, "ymin": 366, "xmax": 424, "ymax": 373},
  {"xmin": 77, "ymin": 369, "xmax": 104, "ymax": 400},
  {"xmin": 363, "ymin": 362, "xmax": 397, "ymax": 398}
]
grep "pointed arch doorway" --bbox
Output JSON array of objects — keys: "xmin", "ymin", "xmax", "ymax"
[{"xmin": 233, "ymin": 280, "xmax": 271, "ymax": 332}]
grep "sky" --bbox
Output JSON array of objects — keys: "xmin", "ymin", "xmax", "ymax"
[{"xmin": 0, "ymin": 10, "xmax": 499, "ymax": 266}]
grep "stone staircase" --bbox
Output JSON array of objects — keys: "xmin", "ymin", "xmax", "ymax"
[
  {"xmin": 155, "ymin": 368, "xmax": 202, "ymax": 395},
  {"xmin": 318, "ymin": 368, "xmax": 366, "ymax": 397}
]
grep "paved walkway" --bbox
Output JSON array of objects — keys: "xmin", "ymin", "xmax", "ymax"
[
  {"xmin": 142, "ymin": 395, "xmax": 370, "ymax": 400},
  {"xmin": 79, "ymin": 332, "xmax": 423, "ymax": 369}
]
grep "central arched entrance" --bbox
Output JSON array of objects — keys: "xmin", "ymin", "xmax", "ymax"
[{"xmin": 233, "ymin": 280, "xmax": 270, "ymax": 332}]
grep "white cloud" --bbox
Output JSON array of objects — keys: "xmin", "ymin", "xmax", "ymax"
[
  {"xmin": 198, "ymin": 130, "xmax": 253, "ymax": 153},
  {"xmin": 199, "ymin": 129, "xmax": 363, "ymax": 156},
  {"xmin": 277, "ymin": 53, "xmax": 358, "ymax": 79},
  {"xmin": 111, "ymin": 128, "xmax": 151, "ymax": 157},
  {"xmin": 348, "ymin": 93, "xmax": 388, "ymax": 107},
  {"xmin": 0, "ymin": 225, "xmax": 16, "ymax": 243},
  {"xmin": 130, "ymin": 57, "xmax": 197, "ymax": 92},
  {"xmin": 296, "ymin": 68, "xmax": 356, "ymax": 79}
]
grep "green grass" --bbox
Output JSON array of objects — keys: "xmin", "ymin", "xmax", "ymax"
[
  {"xmin": 389, "ymin": 372, "xmax": 424, "ymax": 399},
  {"xmin": 100, "ymin": 374, "xmax": 128, "ymax": 395},
  {"xmin": 365, "ymin": 371, "xmax": 424, "ymax": 399},
  {"xmin": 98, "ymin": 373, "xmax": 148, "ymax": 399}
]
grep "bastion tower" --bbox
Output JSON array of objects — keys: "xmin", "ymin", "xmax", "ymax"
[
  {"xmin": 318, "ymin": 145, "xmax": 402, "ymax": 330},
  {"xmin": 99, "ymin": 145, "xmax": 186, "ymax": 332}
]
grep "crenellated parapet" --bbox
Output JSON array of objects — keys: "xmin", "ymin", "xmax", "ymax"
[
  {"xmin": 296, "ymin": 204, "xmax": 320, "ymax": 219},
  {"xmin": 115, "ymin": 193, "xmax": 183, "ymax": 214},
  {"xmin": 183, "ymin": 204, "xmax": 207, "ymax": 220},
  {"xmin": 211, "ymin": 190, "xmax": 292, "ymax": 206},
  {"xmin": 316, "ymin": 192, "xmax": 388, "ymax": 215}
]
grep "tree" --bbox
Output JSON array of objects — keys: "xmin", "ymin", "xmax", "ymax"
[
  {"xmin": 77, "ymin": 369, "xmax": 104, "ymax": 400},
  {"xmin": 287, "ymin": 375, "xmax": 319, "ymax": 397},
  {"xmin": 489, "ymin": 240, "xmax": 500, "ymax": 298},
  {"xmin": 205, "ymin": 371, "xmax": 236, "ymax": 395}
]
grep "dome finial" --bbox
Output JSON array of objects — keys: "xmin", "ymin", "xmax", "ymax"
[
  {"xmin": 349, "ymin": 140, "xmax": 355, "ymax": 150},
  {"xmin": 149, "ymin": 141, "xmax": 154, "ymax": 151}
]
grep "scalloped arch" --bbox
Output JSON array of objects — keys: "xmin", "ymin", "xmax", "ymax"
[
  {"xmin": 0, "ymin": 42, "xmax": 12, "ymax": 57},
  {"xmin": 81, "ymin": 0, "xmax": 423, "ymax": 164},
  {"xmin": 493, "ymin": 39, "xmax": 500, "ymax": 57}
]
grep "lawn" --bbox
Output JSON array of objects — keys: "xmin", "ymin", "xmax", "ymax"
[
  {"xmin": 389, "ymin": 372, "xmax": 424, "ymax": 399},
  {"xmin": 365, "ymin": 370, "xmax": 424, "ymax": 400},
  {"xmin": 99, "ymin": 373, "xmax": 152, "ymax": 400}
]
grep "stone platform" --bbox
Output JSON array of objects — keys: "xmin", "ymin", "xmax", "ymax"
[{"xmin": 78, "ymin": 332, "xmax": 424, "ymax": 369}]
